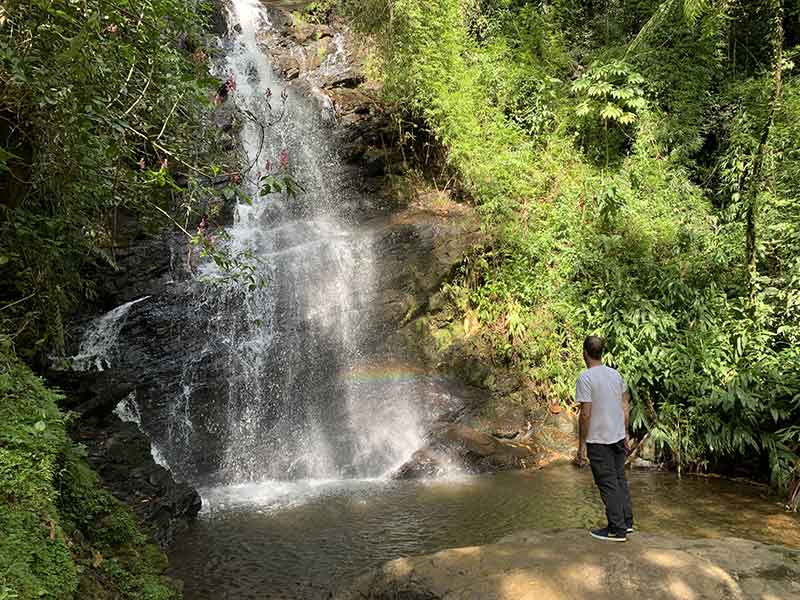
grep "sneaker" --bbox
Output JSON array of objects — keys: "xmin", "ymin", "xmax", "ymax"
[
  {"xmin": 590, "ymin": 527, "xmax": 627, "ymax": 542},
  {"xmin": 626, "ymin": 526, "xmax": 635, "ymax": 534}
]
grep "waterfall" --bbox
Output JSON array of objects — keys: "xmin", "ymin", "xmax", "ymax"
[
  {"xmin": 69, "ymin": 296, "xmax": 151, "ymax": 371},
  {"xmin": 159, "ymin": 0, "xmax": 424, "ymax": 488},
  {"xmin": 114, "ymin": 391, "xmax": 170, "ymax": 469}
]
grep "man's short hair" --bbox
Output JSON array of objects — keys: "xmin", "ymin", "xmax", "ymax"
[{"xmin": 583, "ymin": 336, "xmax": 604, "ymax": 360}]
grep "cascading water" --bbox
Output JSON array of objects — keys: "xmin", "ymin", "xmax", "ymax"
[
  {"xmin": 69, "ymin": 296, "xmax": 151, "ymax": 371},
  {"xmin": 114, "ymin": 391, "xmax": 170, "ymax": 468},
  {"xmin": 158, "ymin": 0, "xmax": 424, "ymax": 492}
]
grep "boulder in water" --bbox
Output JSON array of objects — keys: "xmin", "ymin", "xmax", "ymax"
[{"xmin": 392, "ymin": 423, "xmax": 541, "ymax": 479}]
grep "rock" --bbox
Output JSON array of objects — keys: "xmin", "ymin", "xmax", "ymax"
[
  {"xmin": 328, "ymin": 88, "xmax": 373, "ymax": 117},
  {"xmin": 393, "ymin": 423, "xmax": 540, "ymax": 479},
  {"xmin": 74, "ymin": 415, "xmax": 202, "ymax": 546},
  {"xmin": 319, "ymin": 68, "xmax": 365, "ymax": 89},
  {"xmin": 631, "ymin": 457, "xmax": 662, "ymax": 469},
  {"xmin": 214, "ymin": 103, "xmax": 237, "ymax": 132},
  {"xmin": 545, "ymin": 408, "xmax": 576, "ymax": 435},
  {"xmin": 362, "ymin": 147, "xmax": 386, "ymax": 177},
  {"xmin": 337, "ymin": 529, "xmax": 800, "ymax": 600},
  {"xmin": 285, "ymin": 65, "xmax": 300, "ymax": 80},
  {"xmin": 58, "ymin": 374, "xmax": 202, "ymax": 547},
  {"xmin": 290, "ymin": 23, "xmax": 331, "ymax": 44},
  {"xmin": 637, "ymin": 434, "xmax": 657, "ymax": 461},
  {"xmin": 272, "ymin": 53, "xmax": 301, "ymax": 79}
]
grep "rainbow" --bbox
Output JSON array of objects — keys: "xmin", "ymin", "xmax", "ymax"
[{"xmin": 341, "ymin": 363, "xmax": 426, "ymax": 385}]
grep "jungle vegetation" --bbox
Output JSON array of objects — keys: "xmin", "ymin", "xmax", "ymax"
[
  {"xmin": 1, "ymin": 3, "xmax": 799, "ymax": 595},
  {"xmin": 345, "ymin": 0, "xmax": 800, "ymax": 499}
]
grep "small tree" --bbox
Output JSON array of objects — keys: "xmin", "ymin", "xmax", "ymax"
[{"xmin": 572, "ymin": 60, "xmax": 647, "ymax": 166}]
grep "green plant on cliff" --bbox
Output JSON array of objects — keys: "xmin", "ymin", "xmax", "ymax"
[
  {"xmin": 0, "ymin": 338, "xmax": 177, "ymax": 599},
  {"xmin": 299, "ymin": 0, "xmax": 338, "ymax": 24},
  {"xmin": 346, "ymin": 0, "xmax": 800, "ymax": 490}
]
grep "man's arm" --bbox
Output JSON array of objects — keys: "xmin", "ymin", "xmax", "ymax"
[
  {"xmin": 622, "ymin": 389, "xmax": 631, "ymax": 451},
  {"xmin": 622, "ymin": 389, "xmax": 630, "ymax": 430},
  {"xmin": 577, "ymin": 401, "xmax": 592, "ymax": 465},
  {"xmin": 575, "ymin": 374, "xmax": 592, "ymax": 465}
]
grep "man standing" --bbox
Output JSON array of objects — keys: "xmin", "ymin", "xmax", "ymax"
[{"xmin": 575, "ymin": 336, "xmax": 634, "ymax": 542}]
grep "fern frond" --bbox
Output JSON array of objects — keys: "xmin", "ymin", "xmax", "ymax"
[{"xmin": 683, "ymin": 0, "xmax": 710, "ymax": 24}]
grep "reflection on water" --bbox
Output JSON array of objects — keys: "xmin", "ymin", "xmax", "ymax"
[{"xmin": 168, "ymin": 465, "xmax": 800, "ymax": 600}]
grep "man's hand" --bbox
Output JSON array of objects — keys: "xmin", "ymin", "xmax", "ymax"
[
  {"xmin": 574, "ymin": 445, "xmax": 588, "ymax": 467},
  {"xmin": 623, "ymin": 436, "xmax": 631, "ymax": 454}
]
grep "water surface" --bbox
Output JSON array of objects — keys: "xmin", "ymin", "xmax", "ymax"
[{"xmin": 169, "ymin": 465, "xmax": 800, "ymax": 599}]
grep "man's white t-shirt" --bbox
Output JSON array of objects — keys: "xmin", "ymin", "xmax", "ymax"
[{"xmin": 576, "ymin": 365, "xmax": 627, "ymax": 445}]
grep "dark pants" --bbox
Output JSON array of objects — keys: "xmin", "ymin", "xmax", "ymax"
[{"xmin": 587, "ymin": 440, "xmax": 633, "ymax": 535}]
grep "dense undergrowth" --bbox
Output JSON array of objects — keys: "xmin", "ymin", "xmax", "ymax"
[
  {"xmin": 347, "ymin": 0, "xmax": 800, "ymax": 492},
  {"xmin": 0, "ymin": 339, "xmax": 178, "ymax": 600}
]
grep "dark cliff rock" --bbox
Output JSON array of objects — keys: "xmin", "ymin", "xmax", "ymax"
[{"xmin": 50, "ymin": 369, "xmax": 202, "ymax": 546}]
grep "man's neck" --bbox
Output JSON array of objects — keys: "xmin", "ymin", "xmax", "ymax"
[{"xmin": 586, "ymin": 359, "xmax": 603, "ymax": 369}]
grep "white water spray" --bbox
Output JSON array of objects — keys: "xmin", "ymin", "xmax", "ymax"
[{"xmin": 114, "ymin": 391, "xmax": 171, "ymax": 468}]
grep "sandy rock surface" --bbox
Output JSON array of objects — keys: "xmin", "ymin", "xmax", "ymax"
[{"xmin": 337, "ymin": 528, "xmax": 800, "ymax": 599}]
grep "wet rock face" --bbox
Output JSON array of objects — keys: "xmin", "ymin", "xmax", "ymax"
[
  {"xmin": 366, "ymin": 209, "xmax": 483, "ymax": 351},
  {"xmin": 259, "ymin": 6, "xmax": 395, "ymax": 182},
  {"xmin": 58, "ymin": 287, "xmax": 234, "ymax": 482},
  {"xmin": 55, "ymin": 371, "xmax": 202, "ymax": 546},
  {"xmin": 87, "ymin": 210, "xmax": 187, "ymax": 311},
  {"xmin": 336, "ymin": 529, "xmax": 800, "ymax": 600}
]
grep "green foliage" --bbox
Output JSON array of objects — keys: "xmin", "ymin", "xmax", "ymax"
[
  {"xmin": 0, "ymin": 344, "xmax": 177, "ymax": 599},
  {"xmin": 0, "ymin": 0, "xmax": 233, "ymax": 358},
  {"xmin": 300, "ymin": 0, "xmax": 338, "ymax": 24},
  {"xmin": 348, "ymin": 0, "xmax": 800, "ymax": 488},
  {"xmin": 572, "ymin": 60, "xmax": 647, "ymax": 164},
  {"xmin": 631, "ymin": 2, "xmax": 725, "ymax": 164}
]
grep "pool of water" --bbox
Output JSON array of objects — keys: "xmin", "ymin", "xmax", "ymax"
[{"xmin": 168, "ymin": 465, "xmax": 800, "ymax": 599}]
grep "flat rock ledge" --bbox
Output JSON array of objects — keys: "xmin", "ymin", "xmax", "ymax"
[{"xmin": 336, "ymin": 529, "xmax": 800, "ymax": 600}]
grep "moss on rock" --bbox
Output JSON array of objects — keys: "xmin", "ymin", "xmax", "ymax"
[{"xmin": 0, "ymin": 344, "xmax": 179, "ymax": 600}]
